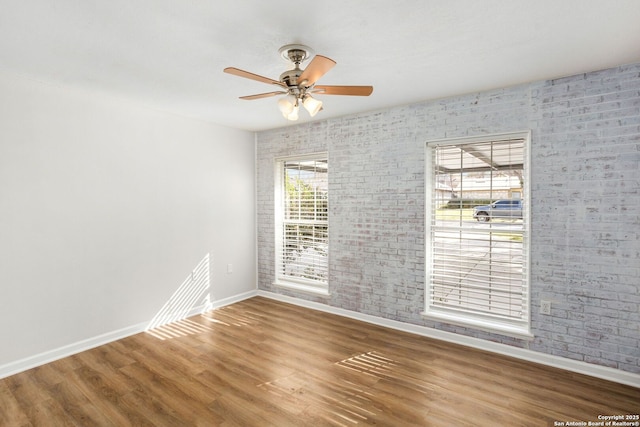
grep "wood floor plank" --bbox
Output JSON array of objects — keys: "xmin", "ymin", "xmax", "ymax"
[
  {"xmin": 46, "ymin": 380, "xmax": 102, "ymax": 426},
  {"xmin": 0, "ymin": 381, "xmax": 30, "ymax": 427},
  {"xmin": 1, "ymin": 296, "xmax": 638, "ymax": 426},
  {"xmin": 26, "ymin": 398, "xmax": 77, "ymax": 427}
]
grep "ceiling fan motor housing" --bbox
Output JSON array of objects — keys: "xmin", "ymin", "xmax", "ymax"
[
  {"xmin": 279, "ymin": 69, "xmax": 303, "ymax": 89},
  {"xmin": 278, "ymin": 44, "xmax": 314, "ymax": 90}
]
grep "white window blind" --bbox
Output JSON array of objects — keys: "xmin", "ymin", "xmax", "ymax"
[
  {"xmin": 424, "ymin": 133, "xmax": 531, "ymax": 338},
  {"xmin": 275, "ymin": 155, "xmax": 328, "ymax": 292}
]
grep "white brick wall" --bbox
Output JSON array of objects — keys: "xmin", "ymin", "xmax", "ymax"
[{"xmin": 256, "ymin": 63, "xmax": 640, "ymax": 374}]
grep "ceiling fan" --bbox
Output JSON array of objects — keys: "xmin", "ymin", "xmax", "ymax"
[{"xmin": 224, "ymin": 44, "xmax": 373, "ymax": 121}]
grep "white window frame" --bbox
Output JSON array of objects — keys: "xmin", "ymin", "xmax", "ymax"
[
  {"xmin": 273, "ymin": 153, "xmax": 329, "ymax": 296},
  {"xmin": 423, "ymin": 131, "xmax": 533, "ymax": 339}
]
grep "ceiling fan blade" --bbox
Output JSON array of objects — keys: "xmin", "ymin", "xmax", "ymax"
[
  {"xmin": 224, "ymin": 67, "xmax": 286, "ymax": 87},
  {"xmin": 239, "ymin": 91, "xmax": 287, "ymax": 100},
  {"xmin": 298, "ymin": 55, "xmax": 336, "ymax": 86},
  {"xmin": 313, "ymin": 85, "xmax": 374, "ymax": 96}
]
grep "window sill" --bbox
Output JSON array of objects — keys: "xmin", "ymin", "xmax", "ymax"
[
  {"xmin": 421, "ymin": 309, "xmax": 533, "ymax": 341},
  {"xmin": 273, "ymin": 280, "xmax": 330, "ymax": 297}
]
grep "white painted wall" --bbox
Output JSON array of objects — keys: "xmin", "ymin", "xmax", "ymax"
[{"xmin": 0, "ymin": 72, "xmax": 256, "ymax": 368}]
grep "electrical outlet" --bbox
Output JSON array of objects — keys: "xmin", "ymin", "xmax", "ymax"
[
  {"xmin": 540, "ymin": 300, "xmax": 551, "ymax": 315},
  {"xmin": 227, "ymin": 263, "xmax": 233, "ymax": 274}
]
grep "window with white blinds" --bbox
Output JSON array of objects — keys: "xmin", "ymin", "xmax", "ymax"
[
  {"xmin": 274, "ymin": 154, "xmax": 329, "ymax": 294},
  {"xmin": 423, "ymin": 132, "xmax": 532, "ymax": 338}
]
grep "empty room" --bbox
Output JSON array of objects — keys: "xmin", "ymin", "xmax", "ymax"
[{"xmin": 1, "ymin": 1, "xmax": 639, "ymax": 426}]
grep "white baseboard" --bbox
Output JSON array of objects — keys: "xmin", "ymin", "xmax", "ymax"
[
  {"xmin": 0, "ymin": 321, "xmax": 148, "ymax": 380},
  {"xmin": 0, "ymin": 290, "xmax": 258, "ymax": 380},
  {"xmin": 258, "ymin": 290, "xmax": 640, "ymax": 389},
  {"xmin": 206, "ymin": 290, "xmax": 258, "ymax": 311}
]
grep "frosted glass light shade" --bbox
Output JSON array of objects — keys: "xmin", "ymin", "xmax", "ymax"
[
  {"xmin": 278, "ymin": 95, "xmax": 296, "ymax": 115},
  {"xmin": 303, "ymin": 96, "xmax": 322, "ymax": 116},
  {"xmin": 285, "ymin": 105, "xmax": 299, "ymax": 121}
]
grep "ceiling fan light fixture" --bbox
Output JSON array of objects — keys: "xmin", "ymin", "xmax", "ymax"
[
  {"xmin": 278, "ymin": 94, "xmax": 296, "ymax": 115},
  {"xmin": 302, "ymin": 95, "xmax": 323, "ymax": 117},
  {"xmin": 285, "ymin": 104, "xmax": 299, "ymax": 121}
]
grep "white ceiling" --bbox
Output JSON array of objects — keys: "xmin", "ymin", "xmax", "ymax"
[{"xmin": 1, "ymin": 0, "xmax": 639, "ymax": 132}]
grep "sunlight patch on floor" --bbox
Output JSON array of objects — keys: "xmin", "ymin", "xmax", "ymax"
[
  {"xmin": 146, "ymin": 318, "xmax": 212, "ymax": 340},
  {"xmin": 335, "ymin": 351, "xmax": 396, "ymax": 379},
  {"xmin": 201, "ymin": 307, "xmax": 259, "ymax": 327}
]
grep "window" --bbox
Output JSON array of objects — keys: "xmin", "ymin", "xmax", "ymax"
[
  {"xmin": 423, "ymin": 132, "xmax": 532, "ymax": 338},
  {"xmin": 274, "ymin": 154, "xmax": 329, "ymax": 295}
]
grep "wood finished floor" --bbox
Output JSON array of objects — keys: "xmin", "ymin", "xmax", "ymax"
[{"xmin": 1, "ymin": 297, "xmax": 638, "ymax": 426}]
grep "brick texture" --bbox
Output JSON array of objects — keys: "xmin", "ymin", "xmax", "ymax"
[{"xmin": 256, "ymin": 63, "xmax": 640, "ymax": 374}]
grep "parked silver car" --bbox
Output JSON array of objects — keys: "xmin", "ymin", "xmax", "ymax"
[{"xmin": 473, "ymin": 200, "xmax": 523, "ymax": 222}]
